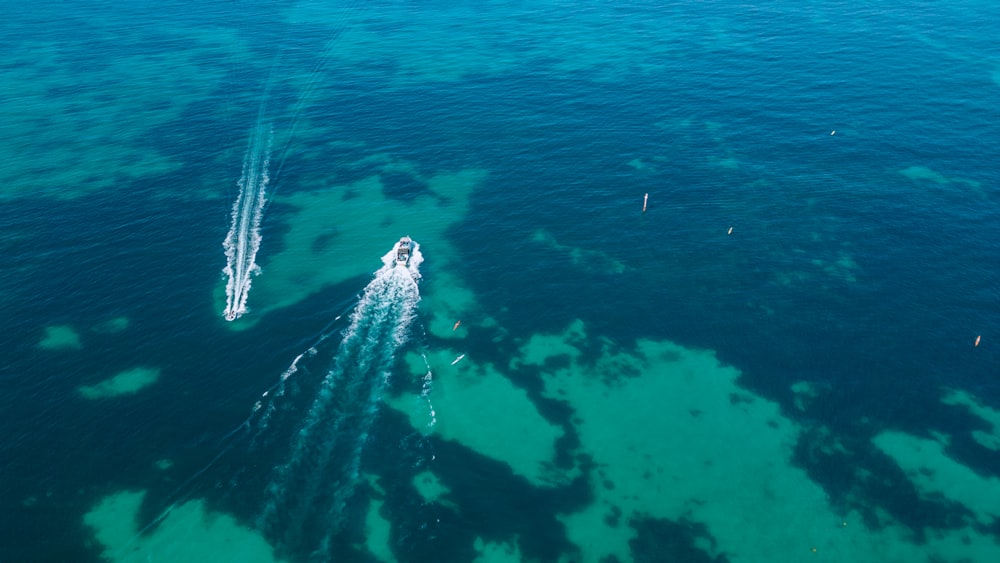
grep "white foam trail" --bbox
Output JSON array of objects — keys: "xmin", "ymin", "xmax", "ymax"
[
  {"xmin": 419, "ymin": 351, "xmax": 437, "ymax": 429},
  {"xmin": 259, "ymin": 240, "xmax": 422, "ymax": 555},
  {"xmin": 249, "ymin": 346, "xmax": 316, "ymax": 445},
  {"xmin": 222, "ymin": 123, "xmax": 272, "ymax": 321}
]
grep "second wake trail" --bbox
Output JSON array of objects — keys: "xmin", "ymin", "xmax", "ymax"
[
  {"xmin": 222, "ymin": 120, "xmax": 272, "ymax": 321},
  {"xmin": 259, "ymin": 239, "xmax": 423, "ymax": 558}
]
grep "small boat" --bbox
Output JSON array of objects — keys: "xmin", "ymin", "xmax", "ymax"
[{"xmin": 396, "ymin": 236, "xmax": 412, "ymax": 266}]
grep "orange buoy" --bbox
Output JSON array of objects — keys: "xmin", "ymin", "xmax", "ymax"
[
  {"xmin": 975, "ymin": 335, "xmax": 981, "ymax": 347},
  {"xmin": 453, "ymin": 320, "xmax": 462, "ymax": 331}
]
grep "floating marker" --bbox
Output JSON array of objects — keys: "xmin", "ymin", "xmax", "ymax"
[
  {"xmin": 975, "ymin": 335, "xmax": 981, "ymax": 347},
  {"xmin": 451, "ymin": 354, "xmax": 466, "ymax": 366},
  {"xmin": 642, "ymin": 193, "xmax": 648, "ymax": 213},
  {"xmin": 727, "ymin": 226, "xmax": 733, "ymax": 235}
]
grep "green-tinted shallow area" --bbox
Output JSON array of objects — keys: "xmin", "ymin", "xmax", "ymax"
[{"xmin": 78, "ymin": 367, "xmax": 161, "ymax": 399}]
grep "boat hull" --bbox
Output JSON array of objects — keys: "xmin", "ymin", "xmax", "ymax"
[{"xmin": 395, "ymin": 236, "xmax": 412, "ymax": 267}]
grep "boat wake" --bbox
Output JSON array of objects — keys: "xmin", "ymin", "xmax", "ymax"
[
  {"xmin": 222, "ymin": 122, "xmax": 272, "ymax": 321},
  {"xmin": 258, "ymin": 239, "xmax": 423, "ymax": 558},
  {"xmin": 219, "ymin": 0, "xmax": 368, "ymax": 321}
]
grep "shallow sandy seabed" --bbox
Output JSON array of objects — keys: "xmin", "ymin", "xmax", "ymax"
[
  {"xmin": 78, "ymin": 367, "xmax": 161, "ymax": 400},
  {"xmin": 941, "ymin": 388, "xmax": 1000, "ymax": 451},
  {"xmin": 243, "ymin": 159, "xmax": 484, "ymax": 320},
  {"xmin": 474, "ymin": 538, "xmax": 524, "ymax": 563},
  {"xmin": 412, "ymin": 470, "xmax": 456, "ymax": 510},
  {"xmin": 92, "ymin": 244, "xmax": 1000, "ymax": 561},
  {"xmin": 418, "ymin": 271, "xmax": 482, "ymax": 341},
  {"xmin": 285, "ymin": 3, "xmax": 742, "ymax": 85},
  {"xmin": 364, "ymin": 496, "xmax": 396, "ymax": 563},
  {"xmin": 532, "ymin": 230, "xmax": 627, "ymax": 274},
  {"xmin": 82, "ymin": 329, "xmax": 1000, "ymax": 561},
  {"xmin": 84, "ymin": 490, "xmax": 282, "ymax": 563},
  {"xmin": 37, "ymin": 324, "xmax": 83, "ymax": 350},
  {"xmin": 393, "ymin": 313, "xmax": 1000, "ymax": 562},
  {"xmin": 540, "ymin": 322, "xmax": 1000, "ymax": 562},
  {"xmin": 92, "ymin": 317, "xmax": 131, "ymax": 334},
  {"xmin": 873, "ymin": 430, "xmax": 1000, "ymax": 526},
  {"xmin": 0, "ymin": 28, "xmax": 248, "ymax": 201},
  {"xmin": 392, "ymin": 347, "xmax": 565, "ymax": 487},
  {"xmin": 899, "ymin": 165, "xmax": 985, "ymax": 197}
]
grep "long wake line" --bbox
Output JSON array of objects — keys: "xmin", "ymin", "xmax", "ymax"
[
  {"xmin": 221, "ymin": 0, "xmax": 368, "ymax": 318},
  {"xmin": 222, "ymin": 122, "xmax": 272, "ymax": 321},
  {"xmin": 258, "ymin": 240, "xmax": 423, "ymax": 558},
  {"xmin": 122, "ymin": 241, "xmax": 423, "ymax": 560}
]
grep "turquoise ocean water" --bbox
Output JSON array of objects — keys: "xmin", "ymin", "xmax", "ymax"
[{"xmin": 2, "ymin": 1, "xmax": 999, "ymax": 561}]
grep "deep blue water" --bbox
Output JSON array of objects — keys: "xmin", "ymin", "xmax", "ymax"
[{"xmin": 2, "ymin": 1, "xmax": 999, "ymax": 561}]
